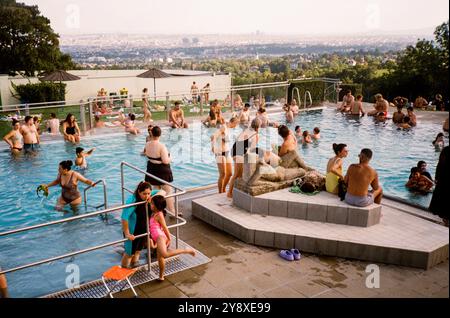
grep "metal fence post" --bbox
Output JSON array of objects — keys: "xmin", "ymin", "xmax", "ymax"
[
  {"xmin": 129, "ymin": 94, "xmax": 134, "ymax": 114},
  {"xmin": 25, "ymin": 103, "xmax": 29, "ymax": 116},
  {"xmin": 200, "ymin": 94, "xmax": 204, "ymax": 115},
  {"xmin": 145, "ymin": 203, "xmax": 152, "ymax": 274},
  {"xmin": 166, "ymin": 92, "xmax": 170, "ymax": 121},
  {"xmin": 88, "ymin": 98, "xmax": 93, "ymax": 130},
  {"xmin": 79, "ymin": 99, "xmax": 87, "ymax": 134}
]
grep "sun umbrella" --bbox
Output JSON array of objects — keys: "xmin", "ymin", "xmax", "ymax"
[
  {"xmin": 39, "ymin": 70, "xmax": 81, "ymax": 102},
  {"xmin": 39, "ymin": 70, "xmax": 81, "ymax": 82},
  {"xmin": 137, "ymin": 68, "xmax": 172, "ymax": 102}
]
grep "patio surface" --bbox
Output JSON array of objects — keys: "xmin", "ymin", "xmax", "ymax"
[{"xmin": 115, "ymin": 195, "xmax": 449, "ymax": 298}]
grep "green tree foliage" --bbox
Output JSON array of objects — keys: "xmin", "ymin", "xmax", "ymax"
[
  {"xmin": 0, "ymin": 0, "xmax": 74, "ymax": 76},
  {"xmin": 11, "ymin": 81, "xmax": 66, "ymax": 104}
]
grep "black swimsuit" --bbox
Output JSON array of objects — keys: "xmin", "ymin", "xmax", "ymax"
[
  {"xmin": 231, "ymin": 133, "xmax": 257, "ymax": 157},
  {"xmin": 66, "ymin": 126, "xmax": 76, "ymax": 135},
  {"xmin": 145, "ymin": 156, "xmax": 174, "ymax": 186}
]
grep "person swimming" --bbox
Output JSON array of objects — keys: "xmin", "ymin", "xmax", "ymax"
[{"xmin": 75, "ymin": 147, "xmax": 95, "ymax": 169}]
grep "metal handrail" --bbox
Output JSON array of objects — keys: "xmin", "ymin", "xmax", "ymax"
[
  {"xmin": 292, "ymin": 87, "xmax": 301, "ymax": 108},
  {"xmin": 304, "ymin": 91, "xmax": 313, "ymax": 108},
  {"xmin": 83, "ymin": 179, "xmax": 108, "ymax": 210},
  {"xmin": 0, "ymin": 201, "xmax": 186, "ymax": 276},
  {"xmin": 120, "ymin": 161, "xmax": 186, "ymax": 249}
]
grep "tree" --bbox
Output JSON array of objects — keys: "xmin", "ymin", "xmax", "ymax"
[{"xmin": 0, "ymin": 0, "xmax": 74, "ymax": 76}]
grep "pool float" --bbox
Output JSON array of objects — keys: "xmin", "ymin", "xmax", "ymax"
[{"xmin": 36, "ymin": 184, "xmax": 49, "ymax": 198}]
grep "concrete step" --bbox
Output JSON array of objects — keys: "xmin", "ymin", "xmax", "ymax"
[{"xmin": 192, "ymin": 193, "xmax": 449, "ymax": 270}]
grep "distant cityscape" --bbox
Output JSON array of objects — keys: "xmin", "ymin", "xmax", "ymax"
[{"xmin": 61, "ymin": 33, "xmax": 433, "ymax": 68}]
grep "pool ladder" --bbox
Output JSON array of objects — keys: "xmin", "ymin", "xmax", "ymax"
[
  {"xmin": 291, "ymin": 88, "xmax": 313, "ymax": 109},
  {"xmin": 84, "ymin": 179, "xmax": 108, "ymax": 218}
]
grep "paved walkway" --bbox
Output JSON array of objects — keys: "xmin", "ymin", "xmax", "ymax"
[{"xmin": 116, "ymin": 198, "xmax": 449, "ymax": 298}]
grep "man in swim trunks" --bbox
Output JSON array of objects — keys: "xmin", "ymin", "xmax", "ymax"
[
  {"xmin": 344, "ymin": 148, "xmax": 383, "ymax": 207},
  {"xmin": 368, "ymin": 94, "xmax": 389, "ymax": 117},
  {"xmin": 20, "ymin": 115, "xmax": 40, "ymax": 154},
  {"xmin": 169, "ymin": 101, "xmax": 188, "ymax": 128}
]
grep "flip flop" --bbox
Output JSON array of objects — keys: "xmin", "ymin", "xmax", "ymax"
[
  {"xmin": 279, "ymin": 250, "xmax": 294, "ymax": 261},
  {"xmin": 290, "ymin": 249, "xmax": 301, "ymax": 260}
]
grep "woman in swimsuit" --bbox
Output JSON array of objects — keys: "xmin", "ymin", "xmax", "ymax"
[
  {"xmin": 227, "ymin": 118, "xmax": 261, "ymax": 198},
  {"xmin": 211, "ymin": 117, "xmax": 239, "ymax": 193},
  {"xmin": 121, "ymin": 181, "xmax": 165, "ymax": 268},
  {"xmin": 149, "ymin": 195, "xmax": 195, "ymax": 281},
  {"xmin": 3, "ymin": 119, "xmax": 23, "ymax": 156},
  {"xmin": 142, "ymin": 88, "xmax": 153, "ymax": 123},
  {"xmin": 43, "ymin": 160, "xmax": 95, "ymax": 211},
  {"xmin": 144, "ymin": 126, "xmax": 175, "ymax": 213},
  {"xmin": 326, "ymin": 143, "xmax": 348, "ymax": 194},
  {"xmin": 63, "ymin": 114, "xmax": 81, "ymax": 143}
]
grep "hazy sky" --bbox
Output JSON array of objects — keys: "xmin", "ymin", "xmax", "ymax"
[{"xmin": 22, "ymin": 0, "xmax": 449, "ymax": 35}]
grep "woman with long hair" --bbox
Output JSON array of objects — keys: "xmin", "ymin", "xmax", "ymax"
[{"xmin": 63, "ymin": 113, "xmax": 81, "ymax": 143}]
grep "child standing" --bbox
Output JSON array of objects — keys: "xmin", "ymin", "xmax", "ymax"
[{"xmin": 150, "ymin": 195, "xmax": 195, "ymax": 281}]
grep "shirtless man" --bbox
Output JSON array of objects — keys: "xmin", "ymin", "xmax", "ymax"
[
  {"xmin": 278, "ymin": 125, "xmax": 297, "ymax": 156},
  {"xmin": 368, "ymin": 94, "xmax": 389, "ymax": 117},
  {"xmin": 20, "ymin": 116, "xmax": 40, "ymax": 154},
  {"xmin": 344, "ymin": 148, "xmax": 383, "ymax": 207},
  {"xmin": 169, "ymin": 102, "xmax": 188, "ymax": 128},
  {"xmin": 350, "ymin": 95, "xmax": 365, "ymax": 116},
  {"xmin": 392, "ymin": 105, "xmax": 405, "ymax": 124},
  {"xmin": 340, "ymin": 90, "xmax": 355, "ymax": 112},
  {"xmin": 414, "ymin": 96, "xmax": 428, "ymax": 110},
  {"xmin": 407, "ymin": 107, "xmax": 417, "ymax": 127},
  {"xmin": 239, "ymin": 103, "xmax": 251, "ymax": 125}
]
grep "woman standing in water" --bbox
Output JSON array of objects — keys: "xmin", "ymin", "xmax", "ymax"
[
  {"xmin": 227, "ymin": 118, "xmax": 261, "ymax": 198},
  {"xmin": 3, "ymin": 119, "xmax": 23, "ymax": 156},
  {"xmin": 211, "ymin": 117, "xmax": 238, "ymax": 193},
  {"xmin": 41, "ymin": 160, "xmax": 95, "ymax": 211},
  {"xmin": 144, "ymin": 126, "xmax": 175, "ymax": 214}
]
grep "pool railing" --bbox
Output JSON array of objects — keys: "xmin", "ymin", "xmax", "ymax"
[{"xmin": 0, "ymin": 165, "xmax": 187, "ymax": 284}]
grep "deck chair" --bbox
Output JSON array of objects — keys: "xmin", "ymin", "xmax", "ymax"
[{"xmin": 101, "ymin": 265, "xmax": 138, "ymax": 298}]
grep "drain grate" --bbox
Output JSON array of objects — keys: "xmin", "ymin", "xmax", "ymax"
[{"xmin": 43, "ymin": 236, "xmax": 210, "ymax": 298}]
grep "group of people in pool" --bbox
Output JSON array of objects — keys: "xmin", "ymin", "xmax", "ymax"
[{"xmin": 337, "ymin": 91, "xmax": 421, "ymax": 127}]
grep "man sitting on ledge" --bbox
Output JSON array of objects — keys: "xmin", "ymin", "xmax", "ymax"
[{"xmin": 344, "ymin": 148, "xmax": 383, "ymax": 207}]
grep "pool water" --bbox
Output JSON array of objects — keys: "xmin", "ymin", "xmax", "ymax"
[{"xmin": 0, "ymin": 107, "xmax": 444, "ymax": 297}]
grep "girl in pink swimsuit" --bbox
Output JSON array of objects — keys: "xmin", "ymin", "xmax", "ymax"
[{"xmin": 149, "ymin": 195, "xmax": 195, "ymax": 281}]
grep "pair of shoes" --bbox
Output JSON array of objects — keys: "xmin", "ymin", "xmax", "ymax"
[{"xmin": 279, "ymin": 249, "xmax": 301, "ymax": 261}]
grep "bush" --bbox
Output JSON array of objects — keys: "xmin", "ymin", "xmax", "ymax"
[{"xmin": 12, "ymin": 82, "xmax": 66, "ymax": 105}]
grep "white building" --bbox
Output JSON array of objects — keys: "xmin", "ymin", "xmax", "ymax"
[{"xmin": 0, "ymin": 69, "xmax": 231, "ymax": 108}]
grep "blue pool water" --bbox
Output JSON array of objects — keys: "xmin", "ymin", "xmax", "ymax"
[{"xmin": 0, "ymin": 108, "xmax": 445, "ymax": 297}]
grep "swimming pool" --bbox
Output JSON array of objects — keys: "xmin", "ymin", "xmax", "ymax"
[{"xmin": 0, "ymin": 107, "xmax": 445, "ymax": 297}]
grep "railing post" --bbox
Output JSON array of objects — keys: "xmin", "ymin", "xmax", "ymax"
[
  {"xmin": 175, "ymin": 188, "xmax": 179, "ymax": 249},
  {"xmin": 88, "ymin": 98, "xmax": 93, "ymax": 130},
  {"xmin": 25, "ymin": 103, "xmax": 29, "ymax": 116},
  {"xmin": 121, "ymin": 163, "xmax": 125, "ymax": 205},
  {"xmin": 230, "ymin": 88, "xmax": 233, "ymax": 113},
  {"xmin": 200, "ymin": 94, "xmax": 204, "ymax": 116},
  {"xmin": 165, "ymin": 92, "xmax": 170, "ymax": 121},
  {"xmin": 79, "ymin": 99, "xmax": 87, "ymax": 134},
  {"xmin": 145, "ymin": 203, "xmax": 152, "ymax": 274},
  {"xmin": 129, "ymin": 94, "xmax": 134, "ymax": 114}
]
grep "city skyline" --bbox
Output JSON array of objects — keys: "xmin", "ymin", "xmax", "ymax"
[{"xmin": 22, "ymin": 0, "xmax": 449, "ymax": 36}]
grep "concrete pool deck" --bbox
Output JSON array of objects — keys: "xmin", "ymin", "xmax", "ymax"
[{"xmin": 114, "ymin": 194, "xmax": 448, "ymax": 298}]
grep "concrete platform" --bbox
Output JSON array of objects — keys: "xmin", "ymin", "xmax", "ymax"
[
  {"xmin": 192, "ymin": 193, "xmax": 449, "ymax": 270},
  {"xmin": 233, "ymin": 188, "xmax": 381, "ymax": 227}
]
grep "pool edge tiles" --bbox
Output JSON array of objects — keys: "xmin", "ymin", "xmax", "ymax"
[{"xmin": 192, "ymin": 192, "xmax": 449, "ymax": 270}]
